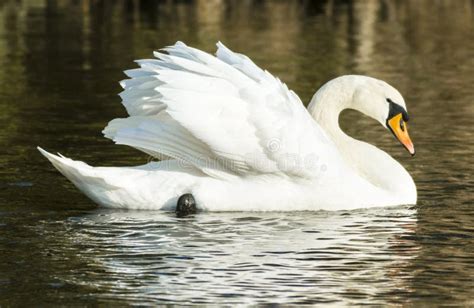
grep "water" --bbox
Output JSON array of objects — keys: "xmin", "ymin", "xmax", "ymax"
[{"xmin": 0, "ymin": 0, "xmax": 473, "ymax": 305}]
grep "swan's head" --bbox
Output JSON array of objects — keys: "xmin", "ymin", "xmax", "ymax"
[{"xmin": 351, "ymin": 76, "xmax": 415, "ymax": 156}]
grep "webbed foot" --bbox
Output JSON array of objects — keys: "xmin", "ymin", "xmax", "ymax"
[{"xmin": 176, "ymin": 193, "xmax": 196, "ymax": 217}]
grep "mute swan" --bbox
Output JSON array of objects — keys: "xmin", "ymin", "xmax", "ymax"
[{"xmin": 38, "ymin": 41, "xmax": 416, "ymax": 211}]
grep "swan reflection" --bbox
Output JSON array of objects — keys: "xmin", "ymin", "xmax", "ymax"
[{"xmin": 50, "ymin": 207, "xmax": 419, "ymax": 304}]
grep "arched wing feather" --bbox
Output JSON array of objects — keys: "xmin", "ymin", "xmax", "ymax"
[{"xmin": 104, "ymin": 42, "xmax": 331, "ymax": 179}]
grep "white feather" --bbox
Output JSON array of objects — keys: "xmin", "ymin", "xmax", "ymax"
[{"xmin": 104, "ymin": 41, "xmax": 329, "ymax": 179}]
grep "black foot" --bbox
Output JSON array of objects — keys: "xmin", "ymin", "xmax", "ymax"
[{"xmin": 176, "ymin": 193, "xmax": 197, "ymax": 217}]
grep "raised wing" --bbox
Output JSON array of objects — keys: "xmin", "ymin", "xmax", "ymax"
[{"xmin": 103, "ymin": 41, "xmax": 332, "ymax": 179}]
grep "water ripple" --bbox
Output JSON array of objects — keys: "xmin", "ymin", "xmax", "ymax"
[{"xmin": 0, "ymin": 205, "xmax": 465, "ymax": 305}]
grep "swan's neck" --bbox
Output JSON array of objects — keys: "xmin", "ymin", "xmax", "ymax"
[{"xmin": 307, "ymin": 79, "xmax": 414, "ymax": 198}]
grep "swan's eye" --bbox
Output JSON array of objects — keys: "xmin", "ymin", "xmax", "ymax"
[{"xmin": 399, "ymin": 119, "xmax": 405, "ymax": 132}]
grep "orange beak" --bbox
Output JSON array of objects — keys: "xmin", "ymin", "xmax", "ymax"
[{"xmin": 387, "ymin": 113, "xmax": 415, "ymax": 156}]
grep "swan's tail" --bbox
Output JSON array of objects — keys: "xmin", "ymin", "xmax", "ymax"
[
  {"xmin": 37, "ymin": 147, "xmax": 123, "ymax": 207},
  {"xmin": 37, "ymin": 147, "xmax": 198, "ymax": 210}
]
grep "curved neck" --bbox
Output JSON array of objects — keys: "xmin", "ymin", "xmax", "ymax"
[{"xmin": 307, "ymin": 79, "xmax": 415, "ymax": 198}]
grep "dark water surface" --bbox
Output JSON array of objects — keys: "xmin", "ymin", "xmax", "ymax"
[{"xmin": 0, "ymin": 0, "xmax": 473, "ymax": 305}]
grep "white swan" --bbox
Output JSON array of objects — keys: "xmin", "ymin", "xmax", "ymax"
[{"xmin": 38, "ymin": 41, "xmax": 416, "ymax": 211}]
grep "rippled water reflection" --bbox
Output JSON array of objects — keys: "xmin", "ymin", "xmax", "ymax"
[
  {"xmin": 0, "ymin": 0, "xmax": 473, "ymax": 305},
  {"xmin": 2, "ymin": 205, "xmax": 473, "ymax": 305}
]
